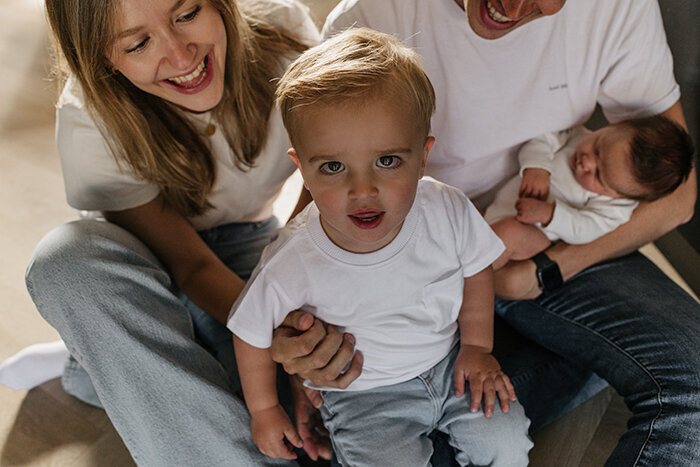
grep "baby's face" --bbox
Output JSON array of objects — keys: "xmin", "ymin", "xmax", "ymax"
[
  {"xmin": 290, "ymin": 98, "xmax": 433, "ymax": 253},
  {"xmin": 571, "ymin": 125, "xmax": 645, "ymax": 198}
]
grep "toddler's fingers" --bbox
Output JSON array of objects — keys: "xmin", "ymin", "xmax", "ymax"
[
  {"xmin": 285, "ymin": 426, "xmax": 304, "ymax": 449},
  {"xmin": 503, "ymin": 373, "xmax": 517, "ymax": 401},
  {"xmin": 468, "ymin": 378, "xmax": 483, "ymax": 413},
  {"xmin": 453, "ymin": 368, "xmax": 466, "ymax": 397},
  {"xmin": 263, "ymin": 439, "xmax": 297, "ymax": 460},
  {"xmin": 482, "ymin": 379, "xmax": 496, "ymax": 418},
  {"xmin": 495, "ymin": 377, "xmax": 511, "ymax": 413}
]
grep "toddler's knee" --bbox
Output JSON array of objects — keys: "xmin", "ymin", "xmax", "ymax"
[{"xmin": 493, "ymin": 405, "xmax": 533, "ymax": 465}]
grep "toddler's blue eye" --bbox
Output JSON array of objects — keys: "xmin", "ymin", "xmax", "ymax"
[
  {"xmin": 320, "ymin": 161, "xmax": 344, "ymax": 174},
  {"xmin": 377, "ymin": 156, "xmax": 400, "ymax": 168}
]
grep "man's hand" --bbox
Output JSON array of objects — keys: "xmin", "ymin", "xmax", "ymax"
[
  {"xmin": 290, "ymin": 376, "xmax": 332, "ymax": 461},
  {"xmin": 270, "ymin": 311, "xmax": 363, "ymax": 399},
  {"xmin": 516, "ymin": 197, "xmax": 554, "ymax": 225},
  {"xmin": 453, "ymin": 345, "xmax": 516, "ymax": 418},
  {"xmin": 519, "ymin": 168, "xmax": 551, "ymax": 200}
]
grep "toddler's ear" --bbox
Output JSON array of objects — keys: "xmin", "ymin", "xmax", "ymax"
[
  {"xmin": 421, "ymin": 136, "xmax": 435, "ymax": 178},
  {"xmin": 288, "ymin": 148, "xmax": 302, "ymax": 171}
]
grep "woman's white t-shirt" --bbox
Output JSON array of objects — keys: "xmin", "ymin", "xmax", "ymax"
[{"xmin": 56, "ymin": 0, "xmax": 320, "ymax": 231}]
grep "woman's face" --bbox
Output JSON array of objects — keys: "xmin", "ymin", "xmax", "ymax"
[{"xmin": 107, "ymin": 0, "xmax": 227, "ymax": 112}]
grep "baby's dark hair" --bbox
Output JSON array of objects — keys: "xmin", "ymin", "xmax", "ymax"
[{"xmin": 618, "ymin": 115, "xmax": 694, "ymax": 201}]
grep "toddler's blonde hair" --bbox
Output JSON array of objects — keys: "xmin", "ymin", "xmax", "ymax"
[{"xmin": 276, "ymin": 27, "xmax": 436, "ymax": 144}]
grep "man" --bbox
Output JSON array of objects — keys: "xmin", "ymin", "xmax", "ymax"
[{"xmin": 274, "ymin": 0, "xmax": 700, "ymax": 464}]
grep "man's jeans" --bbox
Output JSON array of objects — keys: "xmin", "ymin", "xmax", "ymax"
[{"xmin": 496, "ymin": 252, "xmax": 700, "ymax": 466}]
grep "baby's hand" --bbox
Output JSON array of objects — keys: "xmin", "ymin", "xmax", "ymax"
[
  {"xmin": 519, "ymin": 168, "xmax": 551, "ymax": 200},
  {"xmin": 516, "ymin": 197, "xmax": 554, "ymax": 225},
  {"xmin": 250, "ymin": 404, "xmax": 303, "ymax": 460},
  {"xmin": 453, "ymin": 345, "xmax": 516, "ymax": 418}
]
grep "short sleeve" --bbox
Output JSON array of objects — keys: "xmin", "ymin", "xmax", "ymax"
[
  {"xmin": 227, "ymin": 263, "xmax": 294, "ymax": 349},
  {"xmin": 56, "ymin": 97, "xmax": 160, "ymax": 212},
  {"xmin": 597, "ymin": 0, "xmax": 680, "ymax": 122},
  {"xmin": 432, "ymin": 181, "xmax": 504, "ymax": 277},
  {"xmin": 259, "ymin": 0, "xmax": 322, "ymax": 47},
  {"xmin": 322, "ymin": 0, "xmax": 401, "ymax": 39}
]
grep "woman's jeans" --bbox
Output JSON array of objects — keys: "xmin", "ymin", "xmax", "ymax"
[{"xmin": 25, "ymin": 218, "xmax": 294, "ymax": 466}]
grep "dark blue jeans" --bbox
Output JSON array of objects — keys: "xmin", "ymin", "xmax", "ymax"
[{"xmin": 496, "ymin": 252, "xmax": 700, "ymax": 466}]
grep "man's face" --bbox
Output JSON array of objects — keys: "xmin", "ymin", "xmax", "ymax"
[{"xmin": 460, "ymin": 0, "xmax": 566, "ymax": 40}]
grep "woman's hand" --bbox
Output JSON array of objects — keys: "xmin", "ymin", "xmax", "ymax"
[
  {"xmin": 270, "ymin": 311, "xmax": 363, "ymax": 402},
  {"xmin": 289, "ymin": 375, "xmax": 332, "ymax": 461}
]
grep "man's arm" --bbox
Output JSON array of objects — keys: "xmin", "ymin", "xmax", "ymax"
[{"xmin": 495, "ymin": 101, "xmax": 696, "ymax": 299}]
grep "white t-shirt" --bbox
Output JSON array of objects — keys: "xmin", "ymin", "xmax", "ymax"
[
  {"xmin": 323, "ymin": 0, "xmax": 679, "ymax": 210},
  {"xmin": 484, "ymin": 127, "xmax": 638, "ymax": 244},
  {"xmin": 228, "ymin": 178, "xmax": 505, "ymax": 391},
  {"xmin": 55, "ymin": 0, "xmax": 320, "ymax": 231}
]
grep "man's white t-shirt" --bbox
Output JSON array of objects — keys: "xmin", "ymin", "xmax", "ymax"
[
  {"xmin": 228, "ymin": 178, "xmax": 505, "ymax": 391},
  {"xmin": 55, "ymin": 0, "xmax": 320, "ymax": 231},
  {"xmin": 323, "ymin": 0, "xmax": 679, "ymax": 210},
  {"xmin": 484, "ymin": 127, "xmax": 638, "ymax": 244}
]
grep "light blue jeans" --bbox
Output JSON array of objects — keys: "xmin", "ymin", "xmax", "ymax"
[
  {"xmin": 25, "ymin": 218, "xmax": 293, "ymax": 466},
  {"xmin": 321, "ymin": 345, "xmax": 532, "ymax": 466}
]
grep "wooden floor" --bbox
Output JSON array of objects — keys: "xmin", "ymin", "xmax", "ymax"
[{"xmin": 1, "ymin": 1, "xmax": 696, "ymax": 465}]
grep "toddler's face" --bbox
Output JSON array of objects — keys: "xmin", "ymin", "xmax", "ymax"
[
  {"xmin": 290, "ymin": 98, "xmax": 433, "ymax": 253},
  {"xmin": 571, "ymin": 125, "xmax": 644, "ymax": 199}
]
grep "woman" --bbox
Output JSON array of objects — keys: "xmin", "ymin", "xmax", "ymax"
[{"xmin": 22, "ymin": 0, "xmax": 326, "ymax": 464}]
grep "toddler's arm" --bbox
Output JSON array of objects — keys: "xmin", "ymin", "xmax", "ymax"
[
  {"xmin": 233, "ymin": 336, "xmax": 303, "ymax": 460},
  {"xmin": 454, "ymin": 267, "xmax": 516, "ymax": 418}
]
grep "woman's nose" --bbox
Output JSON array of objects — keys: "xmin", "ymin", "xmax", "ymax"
[{"xmin": 163, "ymin": 33, "xmax": 195, "ymax": 70}]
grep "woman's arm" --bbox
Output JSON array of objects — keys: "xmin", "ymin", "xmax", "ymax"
[
  {"xmin": 495, "ymin": 101, "xmax": 696, "ymax": 299},
  {"xmin": 104, "ymin": 195, "xmax": 243, "ymax": 323}
]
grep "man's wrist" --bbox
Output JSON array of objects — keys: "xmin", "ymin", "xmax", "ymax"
[{"xmin": 531, "ymin": 252, "xmax": 563, "ymax": 293}]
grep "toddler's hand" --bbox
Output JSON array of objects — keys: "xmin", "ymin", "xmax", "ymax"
[
  {"xmin": 519, "ymin": 168, "xmax": 551, "ymax": 200},
  {"xmin": 453, "ymin": 345, "xmax": 516, "ymax": 418},
  {"xmin": 250, "ymin": 404, "xmax": 303, "ymax": 460}
]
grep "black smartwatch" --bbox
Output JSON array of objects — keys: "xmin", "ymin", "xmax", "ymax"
[{"xmin": 531, "ymin": 252, "xmax": 563, "ymax": 293}]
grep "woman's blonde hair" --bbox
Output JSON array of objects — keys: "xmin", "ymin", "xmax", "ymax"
[
  {"xmin": 46, "ymin": 0, "xmax": 306, "ymax": 216},
  {"xmin": 276, "ymin": 27, "xmax": 436, "ymax": 144}
]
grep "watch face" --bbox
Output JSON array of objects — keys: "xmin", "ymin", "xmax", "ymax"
[{"xmin": 538, "ymin": 263, "xmax": 563, "ymax": 290}]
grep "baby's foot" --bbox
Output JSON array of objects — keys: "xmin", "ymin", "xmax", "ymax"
[{"xmin": 0, "ymin": 340, "xmax": 69, "ymax": 390}]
